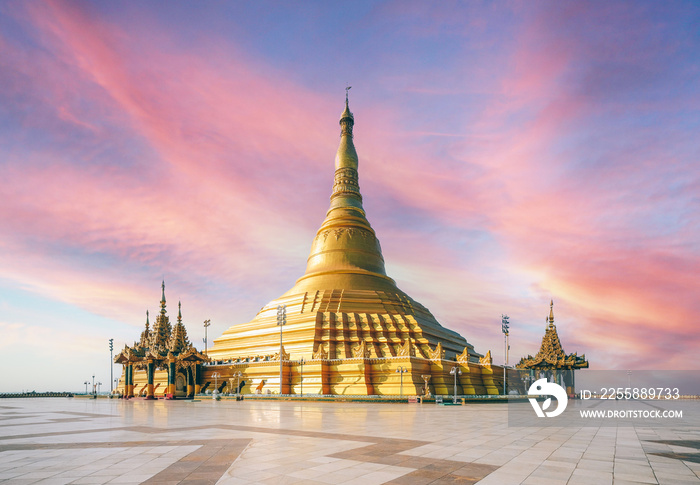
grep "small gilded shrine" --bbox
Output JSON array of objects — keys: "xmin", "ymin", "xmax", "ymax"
[
  {"xmin": 117, "ymin": 95, "xmax": 509, "ymax": 398},
  {"xmin": 516, "ymin": 301, "xmax": 589, "ymax": 396},
  {"xmin": 114, "ymin": 282, "xmax": 208, "ymax": 398}
]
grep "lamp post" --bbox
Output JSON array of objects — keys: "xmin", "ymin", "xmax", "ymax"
[
  {"xmin": 84, "ymin": 381, "xmax": 89, "ymax": 394},
  {"xmin": 109, "ymin": 338, "xmax": 114, "ymax": 394},
  {"xmin": 276, "ymin": 305, "xmax": 286, "ymax": 395},
  {"xmin": 233, "ymin": 371, "xmax": 242, "ymax": 398},
  {"xmin": 421, "ymin": 375, "xmax": 431, "ymax": 397},
  {"xmin": 203, "ymin": 319, "xmax": 211, "ymax": 356},
  {"xmin": 299, "ymin": 357, "xmax": 305, "ymax": 396},
  {"xmin": 92, "ymin": 374, "xmax": 95, "ymax": 396},
  {"xmin": 450, "ymin": 367, "xmax": 462, "ymax": 404},
  {"xmin": 396, "ymin": 366, "xmax": 407, "ymax": 397},
  {"xmin": 501, "ymin": 314, "xmax": 510, "ymax": 395},
  {"xmin": 212, "ymin": 372, "xmax": 221, "ymax": 398},
  {"xmin": 521, "ymin": 370, "xmax": 534, "ymax": 395},
  {"xmin": 97, "ymin": 382, "xmax": 102, "ymax": 395}
]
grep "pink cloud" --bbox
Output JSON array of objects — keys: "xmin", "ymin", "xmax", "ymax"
[
  {"xmin": 0, "ymin": 1, "xmax": 359, "ymax": 343},
  {"xmin": 1, "ymin": 0, "xmax": 697, "ymax": 377},
  {"xmin": 2, "ymin": 3, "xmax": 339, "ymax": 258},
  {"xmin": 343, "ymin": 8, "xmax": 699, "ymax": 370}
]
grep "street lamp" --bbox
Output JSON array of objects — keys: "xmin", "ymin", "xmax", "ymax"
[
  {"xmin": 299, "ymin": 357, "xmax": 305, "ymax": 396},
  {"xmin": 212, "ymin": 372, "xmax": 221, "ymax": 399},
  {"xmin": 84, "ymin": 381, "xmax": 89, "ymax": 394},
  {"xmin": 92, "ymin": 374, "xmax": 95, "ymax": 396},
  {"xmin": 203, "ymin": 319, "xmax": 211, "ymax": 356},
  {"xmin": 109, "ymin": 338, "xmax": 114, "ymax": 394},
  {"xmin": 421, "ymin": 375, "xmax": 431, "ymax": 397},
  {"xmin": 97, "ymin": 382, "xmax": 102, "ymax": 395},
  {"xmin": 521, "ymin": 371, "xmax": 533, "ymax": 395},
  {"xmin": 396, "ymin": 366, "xmax": 407, "ymax": 397},
  {"xmin": 501, "ymin": 314, "xmax": 510, "ymax": 395},
  {"xmin": 233, "ymin": 371, "xmax": 243, "ymax": 398},
  {"xmin": 276, "ymin": 305, "xmax": 286, "ymax": 395},
  {"xmin": 450, "ymin": 367, "xmax": 462, "ymax": 404}
]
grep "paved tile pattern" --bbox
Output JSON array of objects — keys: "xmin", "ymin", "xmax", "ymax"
[{"xmin": 0, "ymin": 399, "xmax": 699, "ymax": 484}]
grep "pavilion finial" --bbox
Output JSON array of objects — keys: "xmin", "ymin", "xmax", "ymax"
[
  {"xmin": 178, "ymin": 301, "xmax": 182, "ymax": 322},
  {"xmin": 549, "ymin": 300, "xmax": 555, "ymax": 324},
  {"xmin": 345, "ymin": 84, "xmax": 351, "ymax": 106},
  {"xmin": 160, "ymin": 280, "xmax": 167, "ymax": 313},
  {"xmin": 139, "ymin": 309, "xmax": 152, "ymax": 348}
]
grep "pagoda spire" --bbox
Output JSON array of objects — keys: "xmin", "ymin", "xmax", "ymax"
[
  {"xmin": 330, "ymin": 89, "xmax": 361, "ymax": 211},
  {"xmin": 340, "ymin": 85, "xmax": 354, "ymax": 137},
  {"xmin": 287, "ymin": 92, "xmax": 394, "ymax": 294}
]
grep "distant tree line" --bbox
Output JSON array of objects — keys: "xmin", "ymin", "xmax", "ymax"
[{"xmin": 0, "ymin": 391, "xmax": 73, "ymax": 398}]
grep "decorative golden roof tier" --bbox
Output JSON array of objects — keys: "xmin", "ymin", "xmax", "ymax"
[
  {"xmin": 210, "ymin": 96, "xmax": 476, "ymax": 362},
  {"xmin": 114, "ymin": 283, "xmax": 207, "ymax": 367},
  {"xmin": 115, "ymin": 283, "xmax": 208, "ymax": 399},
  {"xmin": 516, "ymin": 301, "xmax": 589, "ymax": 370}
]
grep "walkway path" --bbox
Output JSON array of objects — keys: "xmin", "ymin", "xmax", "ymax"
[{"xmin": 0, "ymin": 398, "xmax": 698, "ymax": 484}]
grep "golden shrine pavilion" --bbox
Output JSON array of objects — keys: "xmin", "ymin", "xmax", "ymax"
[
  {"xmin": 117, "ymin": 96, "xmax": 507, "ymax": 397},
  {"xmin": 114, "ymin": 282, "xmax": 208, "ymax": 398},
  {"xmin": 516, "ymin": 300, "xmax": 589, "ymax": 396}
]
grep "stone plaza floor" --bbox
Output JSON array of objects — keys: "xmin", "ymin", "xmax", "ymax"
[{"xmin": 1, "ymin": 398, "xmax": 699, "ymax": 485}]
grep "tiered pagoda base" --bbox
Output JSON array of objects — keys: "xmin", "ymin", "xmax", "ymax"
[{"xmin": 120, "ymin": 354, "xmax": 507, "ymax": 398}]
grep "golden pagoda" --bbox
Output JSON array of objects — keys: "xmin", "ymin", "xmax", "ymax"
[
  {"xmin": 203, "ymin": 94, "xmax": 498, "ymax": 396},
  {"xmin": 516, "ymin": 300, "xmax": 589, "ymax": 396},
  {"xmin": 118, "ymin": 95, "xmax": 505, "ymax": 398}
]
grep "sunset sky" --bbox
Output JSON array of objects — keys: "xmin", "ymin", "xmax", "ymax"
[{"xmin": 1, "ymin": 1, "xmax": 698, "ymax": 392}]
